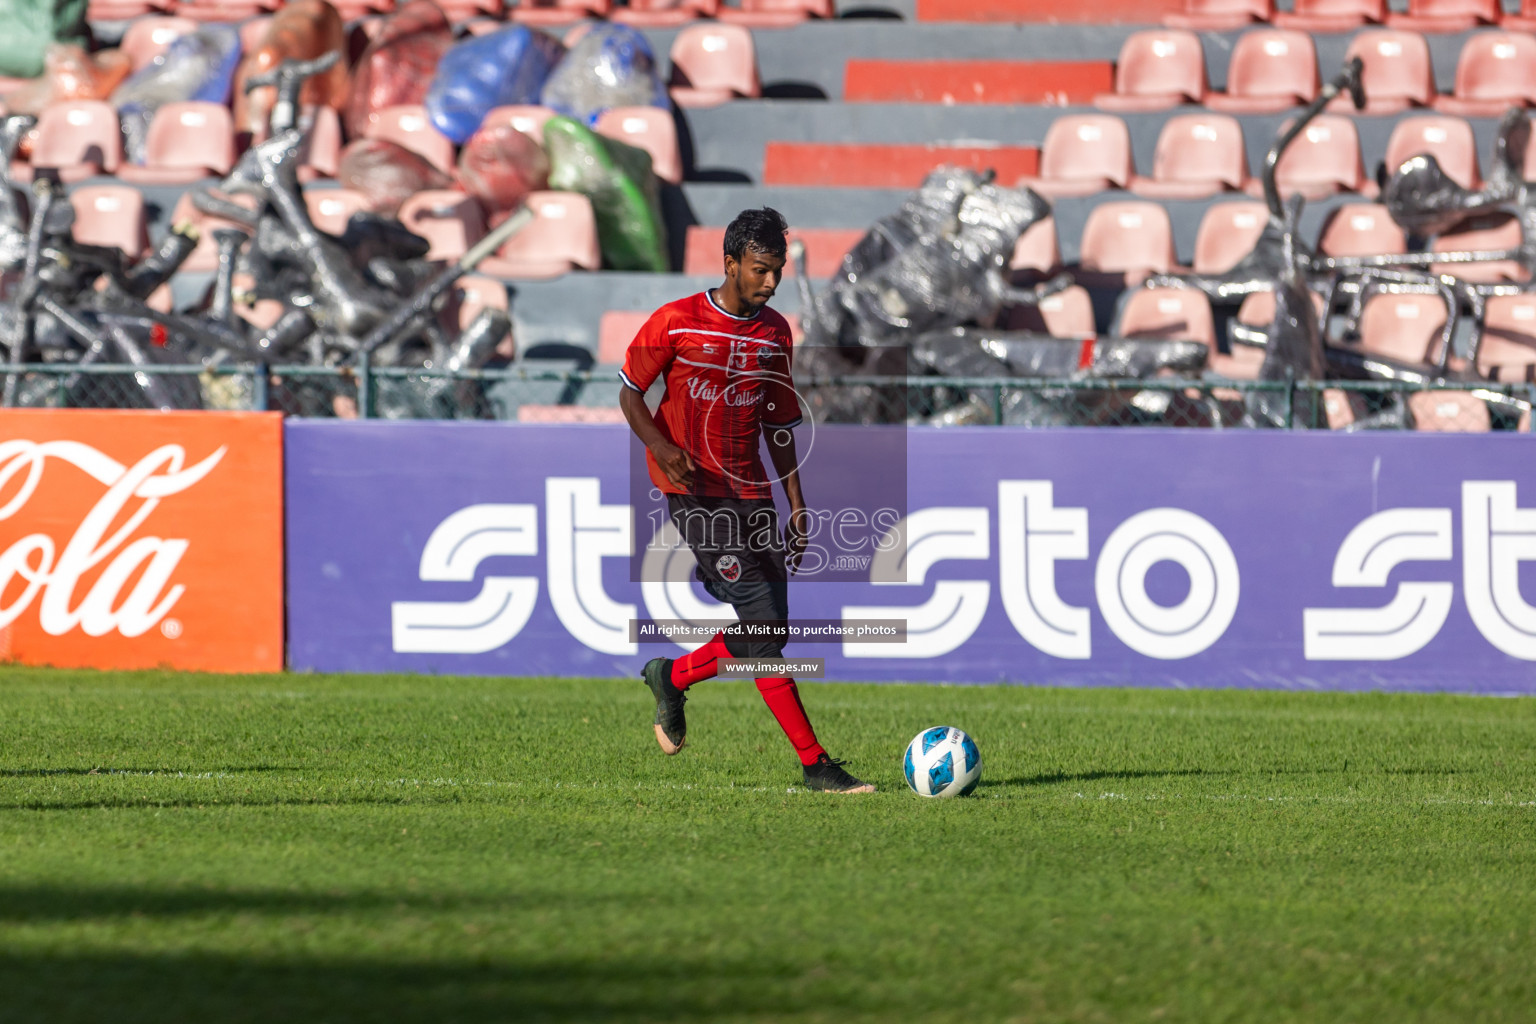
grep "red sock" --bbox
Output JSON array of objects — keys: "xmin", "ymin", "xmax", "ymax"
[
  {"xmin": 669, "ymin": 631, "xmax": 732, "ymax": 690},
  {"xmin": 756, "ymin": 677, "xmax": 826, "ymax": 766}
]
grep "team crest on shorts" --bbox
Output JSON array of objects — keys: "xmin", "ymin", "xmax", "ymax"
[{"xmin": 716, "ymin": 554, "xmax": 742, "ymax": 582}]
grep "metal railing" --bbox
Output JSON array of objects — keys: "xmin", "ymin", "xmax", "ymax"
[{"xmin": 1, "ymin": 363, "xmax": 1532, "ymax": 431}]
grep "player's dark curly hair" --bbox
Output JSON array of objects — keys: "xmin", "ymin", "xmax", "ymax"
[{"xmin": 723, "ymin": 207, "xmax": 788, "ymax": 262}]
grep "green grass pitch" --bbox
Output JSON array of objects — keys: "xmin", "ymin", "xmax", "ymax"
[{"xmin": 1, "ymin": 667, "xmax": 1534, "ymax": 1023}]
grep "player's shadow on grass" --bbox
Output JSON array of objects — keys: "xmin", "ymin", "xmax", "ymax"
[{"xmin": 982, "ymin": 768, "xmax": 1219, "ymax": 789}]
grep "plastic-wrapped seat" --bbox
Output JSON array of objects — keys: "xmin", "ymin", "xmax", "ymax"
[
  {"xmin": 1273, "ymin": 0, "xmax": 1384, "ymax": 31},
  {"xmin": 1382, "ymin": 115, "xmax": 1478, "ymax": 187},
  {"xmin": 120, "ymin": 15, "xmax": 199, "ymax": 71},
  {"xmin": 1316, "ymin": 203, "xmax": 1407, "ymax": 257},
  {"xmin": 1024, "ymin": 114, "xmax": 1134, "ymax": 198},
  {"xmin": 1328, "ymin": 30, "xmax": 1434, "ymax": 114},
  {"xmin": 455, "ymin": 274, "xmax": 510, "ymax": 333},
  {"xmin": 1130, "ymin": 113, "xmax": 1248, "ymax": 198},
  {"xmin": 1242, "ymin": 114, "xmax": 1369, "ymax": 199},
  {"xmin": 1433, "ymin": 33, "xmax": 1536, "ymax": 116},
  {"xmin": 69, "ymin": 185, "xmax": 148, "ymax": 258},
  {"xmin": 363, "ymin": 105, "xmax": 457, "ymax": 175},
  {"xmin": 668, "ymin": 24, "xmax": 761, "ymax": 108},
  {"xmin": 1093, "ymin": 30, "xmax": 1207, "ymax": 112},
  {"xmin": 1078, "ymin": 201, "xmax": 1179, "ymax": 286},
  {"xmin": 476, "ymin": 190, "xmax": 601, "ymax": 278},
  {"xmin": 167, "ymin": 190, "xmax": 259, "ymax": 272},
  {"xmin": 1192, "ymin": 200, "xmax": 1268, "ymax": 273},
  {"xmin": 304, "ymin": 188, "xmax": 372, "ymax": 236},
  {"xmin": 295, "ymin": 105, "xmax": 344, "ymax": 182},
  {"xmin": 397, "ymin": 189, "xmax": 487, "ymax": 262},
  {"xmin": 1163, "ymin": 0, "xmax": 1272, "ymax": 31},
  {"xmin": 1010, "ymin": 216, "xmax": 1059, "ymax": 274},
  {"xmin": 594, "ymin": 106, "xmax": 682, "ymax": 184},
  {"xmin": 17, "ymin": 100, "xmax": 122, "ymax": 184},
  {"xmin": 117, "ymin": 101, "xmax": 236, "ymax": 185},
  {"xmin": 1357, "ymin": 292, "xmax": 1448, "ymax": 364},
  {"xmin": 481, "ymin": 105, "xmax": 558, "ymax": 143},
  {"xmin": 1006, "ymin": 285, "xmax": 1096, "ymax": 337},
  {"xmin": 1205, "ymin": 29, "xmax": 1319, "ymax": 113},
  {"xmin": 1431, "ymin": 215, "xmax": 1526, "ymax": 282},
  {"xmin": 1117, "ymin": 287, "xmax": 1217, "ymax": 346},
  {"xmin": 1387, "ymin": 0, "xmax": 1499, "ymax": 32}
]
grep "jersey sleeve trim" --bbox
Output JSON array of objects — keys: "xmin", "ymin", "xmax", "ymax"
[
  {"xmin": 618, "ymin": 368, "xmax": 646, "ymax": 393},
  {"xmin": 763, "ymin": 414, "xmax": 803, "ymax": 429}
]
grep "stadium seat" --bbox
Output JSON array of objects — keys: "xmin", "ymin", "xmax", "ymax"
[
  {"xmin": 1431, "ymin": 215, "xmax": 1526, "ymax": 282},
  {"xmin": 18, "ymin": 101, "xmax": 122, "ymax": 184},
  {"xmin": 88, "ymin": 1, "xmax": 165, "ymax": 18},
  {"xmin": 167, "ymin": 190, "xmax": 259, "ymax": 273},
  {"xmin": 682, "ymin": 225, "xmax": 864, "ymax": 277},
  {"xmin": 1010, "ymin": 216, "xmax": 1060, "ymax": 274},
  {"xmin": 1478, "ymin": 293, "xmax": 1536, "ymax": 382},
  {"xmin": 120, "ymin": 15, "xmax": 199, "ymax": 71},
  {"xmin": 1233, "ymin": 287, "xmax": 1327, "ymax": 329},
  {"xmin": 117, "ymin": 101, "xmax": 236, "ymax": 185},
  {"xmin": 397, "ymin": 190, "xmax": 487, "ymax": 263},
  {"xmin": 363, "ymin": 105, "xmax": 456, "ymax": 176},
  {"xmin": 476, "ymin": 191, "xmax": 601, "ymax": 278},
  {"xmin": 1130, "ymin": 113, "xmax": 1249, "ymax": 199},
  {"xmin": 69, "ymin": 185, "xmax": 148, "ymax": 258},
  {"xmin": 1206, "ymin": 30, "xmax": 1319, "ymax": 114},
  {"xmin": 612, "ymin": 0, "xmax": 720, "ymax": 28},
  {"xmin": 1316, "ymin": 203, "xmax": 1407, "ymax": 257},
  {"xmin": 1382, "ymin": 115, "xmax": 1479, "ymax": 187},
  {"xmin": 440, "ymin": 0, "xmax": 507, "ymax": 17},
  {"xmin": 507, "ymin": 0, "xmax": 612, "ymax": 26},
  {"xmin": 1329, "ymin": 30, "xmax": 1435, "ymax": 114},
  {"xmin": 1387, "ymin": 0, "xmax": 1499, "ymax": 32},
  {"xmin": 1006, "ymin": 284, "xmax": 1096, "ymax": 337},
  {"xmin": 1243, "ymin": 114, "xmax": 1369, "ymax": 199},
  {"xmin": 1078, "ymin": 201, "xmax": 1179, "ymax": 286},
  {"xmin": 175, "ymin": 0, "xmax": 278, "ymax": 20},
  {"xmin": 1093, "ymin": 30, "xmax": 1208, "ymax": 112},
  {"xmin": 331, "ymin": 0, "xmax": 398, "ymax": 17},
  {"xmin": 1357, "ymin": 291, "xmax": 1449, "ymax": 364},
  {"xmin": 717, "ymin": 0, "xmax": 834, "ymax": 27},
  {"xmin": 238, "ymin": 16, "xmax": 273, "ymax": 56},
  {"xmin": 594, "ymin": 106, "xmax": 683, "ymax": 184},
  {"xmin": 304, "ymin": 188, "xmax": 372, "ymax": 236},
  {"xmin": 1025, "ymin": 114, "xmax": 1134, "ymax": 198},
  {"xmin": 598, "ymin": 309, "xmax": 651, "ymax": 364},
  {"xmin": 669, "ymin": 24, "xmax": 761, "ymax": 108},
  {"xmin": 455, "ymin": 274, "xmax": 510, "ymax": 333},
  {"xmin": 1192, "ymin": 200, "xmax": 1269, "ymax": 274},
  {"xmin": 1273, "ymin": 0, "xmax": 1384, "ymax": 31},
  {"xmin": 1406, "ymin": 390, "xmax": 1491, "ymax": 431},
  {"xmin": 1503, "ymin": 0, "xmax": 1536, "ymax": 30},
  {"xmin": 1117, "ymin": 287, "xmax": 1217, "ymax": 347},
  {"xmin": 296, "ymin": 105, "xmax": 344, "ymax": 182},
  {"xmin": 1207, "ymin": 338, "xmax": 1268, "ymax": 383},
  {"xmin": 1434, "ymin": 33, "xmax": 1536, "ymax": 116},
  {"xmin": 1163, "ymin": 0, "xmax": 1272, "ymax": 32},
  {"xmin": 481, "ymin": 105, "xmax": 558, "ymax": 143}
]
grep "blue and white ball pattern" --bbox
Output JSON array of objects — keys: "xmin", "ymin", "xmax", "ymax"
[{"xmin": 903, "ymin": 726, "xmax": 982, "ymax": 798}]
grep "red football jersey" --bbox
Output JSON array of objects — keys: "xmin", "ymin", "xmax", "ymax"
[{"xmin": 620, "ymin": 291, "xmax": 801, "ymax": 498}]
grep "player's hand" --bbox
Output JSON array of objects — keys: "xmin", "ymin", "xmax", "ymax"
[
  {"xmin": 785, "ymin": 505, "xmax": 810, "ymax": 575},
  {"xmin": 651, "ymin": 440, "xmax": 695, "ymax": 490}
]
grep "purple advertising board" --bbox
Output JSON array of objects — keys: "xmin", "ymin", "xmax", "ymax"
[{"xmin": 286, "ymin": 421, "xmax": 1536, "ymax": 693}]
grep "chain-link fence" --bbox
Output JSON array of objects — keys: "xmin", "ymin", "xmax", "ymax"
[{"xmin": 1, "ymin": 363, "xmax": 1532, "ymax": 431}]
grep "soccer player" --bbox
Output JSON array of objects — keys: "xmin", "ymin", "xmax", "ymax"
[{"xmin": 618, "ymin": 207, "xmax": 875, "ymax": 795}]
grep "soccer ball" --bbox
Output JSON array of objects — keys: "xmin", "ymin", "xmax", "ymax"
[{"xmin": 903, "ymin": 726, "xmax": 982, "ymax": 798}]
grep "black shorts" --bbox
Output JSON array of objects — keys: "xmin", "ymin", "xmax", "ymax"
[{"xmin": 667, "ymin": 493, "xmax": 789, "ymax": 659}]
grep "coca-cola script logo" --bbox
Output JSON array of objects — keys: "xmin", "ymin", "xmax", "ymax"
[{"xmin": 0, "ymin": 440, "xmax": 226, "ymax": 638}]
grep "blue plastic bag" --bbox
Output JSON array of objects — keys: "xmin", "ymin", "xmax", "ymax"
[
  {"xmin": 540, "ymin": 24, "xmax": 667, "ymax": 127},
  {"xmin": 112, "ymin": 24, "xmax": 241, "ymax": 164},
  {"xmin": 425, "ymin": 25, "xmax": 564, "ymax": 144}
]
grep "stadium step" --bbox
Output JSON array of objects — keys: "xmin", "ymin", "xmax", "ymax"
[
  {"xmin": 844, "ymin": 59, "xmax": 1114, "ymax": 105},
  {"xmin": 761, "ymin": 141, "xmax": 1039, "ymax": 187}
]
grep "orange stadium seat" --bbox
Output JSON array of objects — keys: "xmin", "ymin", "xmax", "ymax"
[
  {"xmin": 19, "ymin": 100, "xmax": 122, "ymax": 184},
  {"xmin": 1330, "ymin": 30, "xmax": 1435, "ymax": 114},
  {"xmin": 1118, "ymin": 288, "xmax": 1217, "ymax": 347},
  {"xmin": 1244, "ymin": 113, "xmax": 1369, "ymax": 199},
  {"xmin": 510, "ymin": 0, "xmax": 614, "ymax": 26},
  {"xmin": 1434, "ymin": 33, "xmax": 1536, "ymax": 117},
  {"xmin": 1206, "ymin": 29, "xmax": 1319, "ymax": 114},
  {"xmin": 364, "ymin": 105, "xmax": 457, "ymax": 175},
  {"xmin": 1164, "ymin": 0, "xmax": 1272, "ymax": 32},
  {"xmin": 1093, "ymin": 30, "xmax": 1208, "ymax": 112},
  {"xmin": 304, "ymin": 188, "xmax": 372, "ymax": 235},
  {"xmin": 120, "ymin": 15, "xmax": 198, "ymax": 71},
  {"xmin": 1010, "ymin": 216, "xmax": 1060, "ymax": 274},
  {"xmin": 1025, "ymin": 114, "xmax": 1133, "ymax": 198},
  {"xmin": 668, "ymin": 24, "xmax": 761, "ymax": 108},
  {"xmin": 1078, "ymin": 201, "xmax": 1179, "ymax": 286},
  {"xmin": 612, "ymin": 0, "xmax": 721, "ymax": 27},
  {"xmin": 1382, "ymin": 115, "xmax": 1478, "ymax": 187},
  {"xmin": 1193, "ymin": 201, "xmax": 1269, "ymax": 274},
  {"xmin": 397, "ymin": 190, "xmax": 487, "ymax": 263},
  {"xmin": 1006, "ymin": 284, "xmax": 1096, "ymax": 337},
  {"xmin": 682, "ymin": 226, "xmax": 864, "ymax": 277},
  {"xmin": 1387, "ymin": 0, "xmax": 1499, "ymax": 31},
  {"xmin": 69, "ymin": 185, "xmax": 148, "ymax": 258},
  {"xmin": 598, "ymin": 310, "xmax": 651, "ymax": 364},
  {"xmin": 761, "ymin": 142, "xmax": 1038, "ymax": 188},
  {"xmin": 117, "ymin": 101, "xmax": 236, "ymax": 185},
  {"xmin": 476, "ymin": 191, "xmax": 601, "ymax": 279},
  {"xmin": 1431, "ymin": 215, "xmax": 1526, "ymax": 282},
  {"xmin": 595, "ymin": 106, "xmax": 683, "ymax": 184},
  {"xmin": 1357, "ymin": 291, "xmax": 1449, "ymax": 364},
  {"xmin": 1316, "ymin": 203, "xmax": 1407, "ymax": 257},
  {"xmin": 1131, "ymin": 113, "xmax": 1249, "ymax": 199},
  {"xmin": 1273, "ymin": 0, "xmax": 1384, "ymax": 29}
]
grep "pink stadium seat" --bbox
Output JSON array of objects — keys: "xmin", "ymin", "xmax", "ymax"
[
  {"xmin": 717, "ymin": 0, "xmax": 834, "ymax": 27},
  {"xmin": 1329, "ymin": 30, "xmax": 1434, "ymax": 114},
  {"xmin": 88, "ymin": 1, "xmax": 167, "ymax": 18},
  {"xmin": 612, "ymin": 0, "xmax": 720, "ymax": 27},
  {"xmin": 1273, "ymin": 0, "xmax": 1384, "ymax": 30},
  {"xmin": 1192, "ymin": 201, "xmax": 1268, "ymax": 274},
  {"xmin": 1164, "ymin": 0, "xmax": 1272, "ymax": 31},
  {"xmin": 669, "ymin": 24, "xmax": 761, "ymax": 108},
  {"xmin": 1118, "ymin": 287, "xmax": 1217, "ymax": 347},
  {"xmin": 20, "ymin": 101, "xmax": 122, "ymax": 184},
  {"xmin": 397, "ymin": 190, "xmax": 487, "ymax": 263},
  {"xmin": 1357, "ymin": 291, "xmax": 1449, "ymax": 364},
  {"xmin": 455, "ymin": 274, "xmax": 510, "ymax": 333},
  {"xmin": 1130, "ymin": 113, "xmax": 1249, "ymax": 199},
  {"xmin": 1387, "ymin": 0, "xmax": 1499, "ymax": 32},
  {"xmin": 1479, "ymin": 294, "xmax": 1536, "ymax": 383},
  {"xmin": 175, "ymin": 0, "xmax": 278, "ymax": 20},
  {"xmin": 168, "ymin": 190, "xmax": 259, "ymax": 273},
  {"xmin": 238, "ymin": 16, "xmax": 273, "ymax": 56},
  {"xmin": 1382, "ymin": 115, "xmax": 1479, "ymax": 187},
  {"xmin": 481, "ymin": 105, "xmax": 558, "ymax": 143},
  {"xmin": 1005, "ymin": 284, "xmax": 1096, "ymax": 337},
  {"xmin": 1206, "ymin": 30, "xmax": 1319, "ymax": 114},
  {"xmin": 510, "ymin": 0, "xmax": 614, "ymax": 27},
  {"xmin": 296, "ymin": 105, "xmax": 344, "ymax": 182},
  {"xmin": 69, "ymin": 185, "xmax": 148, "ymax": 258},
  {"xmin": 440, "ymin": 0, "xmax": 506, "ymax": 16},
  {"xmin": 599, "ymin": 309, "xmax": 652, "ymax": 364},
  {"xmin": 1207, "ymin": 339, "xmax": 1268, "ymax": 383},
  {"xmin": 1406, "ymin": 390, "xmax": 1491, "ymax": 431},
  {"xmin": 517, "ymin": 405, "xmax": 627, "ymax": 423},
  {"xmin": 1093, "ymin": 30, "xmax": 1208, "ymax": 112},
  {"xmin": 1316, "ymin": 203, "xmax": 1407, "ymax": 257},
  {"xmin": 120, "ymin": 15, "xmax": 198, "ymax": 71},
  {"xmin": 682, "ymin": 225, "xmax": 863, "ymax": 277},
  {"xmin": 1010, "ymin": 216, "xmax": 1059, "ymax": 273},
  {"xmin": 1431, "ymin": 215, "xmax": 1526, "ymax": 282},
  {"xmin": 1235, "ymin": 287, "xmax": 1327, "ymax": 328},
  {"xmin": 1434, "ymin": 33, "xmax": 1536, "ymax": 117},
  {"xmin": 1504, "ymin": 0, "xmax": 1536, "ymax": 30},
  {"xmin": 1024, "ymin": 114, "xmax": 1134, "ymax": 198},
  {"xmin": 332, "ymin": 0, "xmax": 398, "ymax": 18},
  {"xmin": 363, "ymin": 105, "xmax": 456, "ymax": 175},
  {"xmin": 304, "ymin": 188, "xmax": 372, "ymax": 236},
  {"xmin": 1078, "ymin": 201, "xmax": 1179, "ymax": 286},
  {"xmin": 229, "ymin": 271, "xmax": 285, "ymax": 331},
  {"xmin": 594, "ymin": 106, "xmax": 683, "ymax": 184},
  {"xmin": 1243, "ymin": 113, "xmax": 1368, "ymax": 199},
  {"xmin": 476, "ymin": 191, "xmax": 601, "ymax": 278},
  {"xmin": 117, "ymin": 101, "xmax": 235, "ymax": 185}
]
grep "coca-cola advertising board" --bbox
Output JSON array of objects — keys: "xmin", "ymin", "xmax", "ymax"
[{"xmin": 0, "ymin": 410, "xmax": 284, "ymax": 672}]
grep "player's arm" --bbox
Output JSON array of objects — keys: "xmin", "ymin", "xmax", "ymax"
[
  {"xmin": 620, "ymin": 387, "xmax": 694, "ymax": 490},
  {"xmin": 765, "ymin": 426, "xmax": 809, "ymax": 573},
  {"xmin": 619, "ymin": 315, "xmax": 694, "ymax": 490}
]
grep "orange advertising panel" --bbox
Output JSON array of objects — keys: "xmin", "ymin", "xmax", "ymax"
[{"xmin": 0, "ymin": 410, "xmax": 283, "ymax": 673}]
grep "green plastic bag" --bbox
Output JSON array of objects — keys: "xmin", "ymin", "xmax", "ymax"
[
  {"xmin": 0, "ymin": 0, "xmax": 88, "ymax": 79},
  {"xmin": 543, "ymin": 114, "xmax": 668, "ymax": 273}
]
